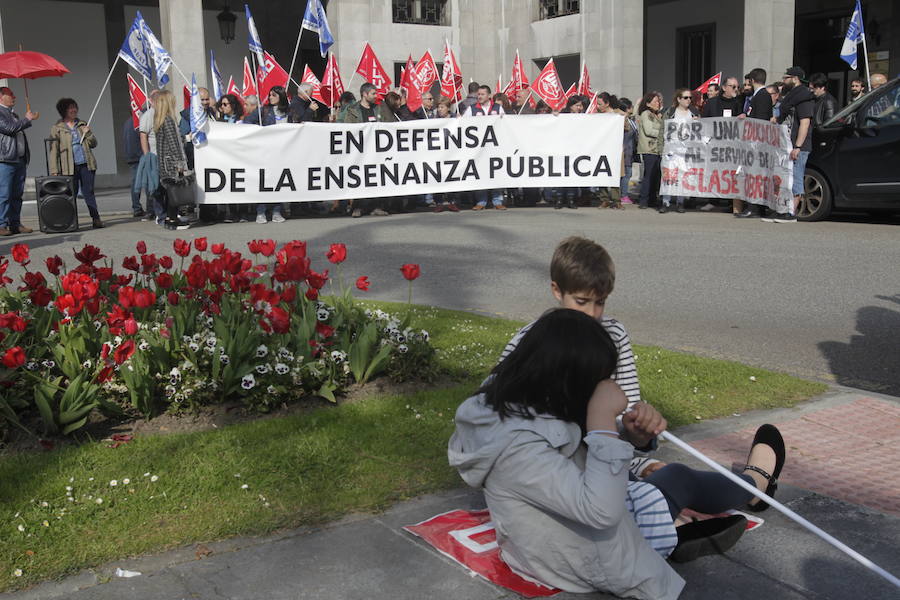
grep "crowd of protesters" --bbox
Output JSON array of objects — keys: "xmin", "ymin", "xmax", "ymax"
[{"xmin": 0, "ymin": 69, "xmax": 890, "ymax": 235}]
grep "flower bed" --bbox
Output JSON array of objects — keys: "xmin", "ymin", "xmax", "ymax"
[{"xmin": 0, "ymin": 239, "xmax": 431, "ymax": 438}]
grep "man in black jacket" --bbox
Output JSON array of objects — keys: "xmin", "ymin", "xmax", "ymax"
[
  {"xmin": 768, "ymin": 66, "xmax": 815, "ymax": 223},
  {"xmin": 735, "ymin": 68, "xmax": 774, "ymax": 218},
  {"xmin": 809, "ymin": 73, "xmax": 837, "ymax": 126},
  {"xmin": 701, "ymin": 77, "xmax": 744, "ymax": 117},
  {"xmin": 0, "ymin": 87, "xmax": 38, "ymax": 236}
]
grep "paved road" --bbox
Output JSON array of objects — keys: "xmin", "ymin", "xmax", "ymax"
[{"xmin": 9, "ymin": 190, "xmax": 900, "ymax": 394}]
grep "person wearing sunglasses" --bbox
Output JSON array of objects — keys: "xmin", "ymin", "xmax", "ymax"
[
  {"xmin": 701, "ymin": 76, "xmax": 743, "ymax": 118},
  {"xmin": 658, "ymin": 89, "xmax": 698, "ymax": 213},
  {"xmin": 216, "ymin": 94, "xmax": 244, "ymax": 124}
]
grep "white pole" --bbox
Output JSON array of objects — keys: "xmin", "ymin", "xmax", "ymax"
[
  {"xmin": 250, "ymin": 53, "xmax": 263, "ymax": 124},
  {"xmin": 286, "ymin": 26, "xmax": 304, "ymax": 94},
  {"xmin": 660, "ymin": 431, "xmax": 900, "ymax": 589},
  {"xmin": 83, "ymin": 55, "xmax": 121, "ymax": 141},
  {"xmin": 169, "ymin": 61, "xmax": 192, "ymax": 87},
  {"xmin": 860, "ymin": 33, "xmax": 872, "ymax": 91},
  {"xmin": 517, "ymin": 88, "xmax": 534, "ymax": 115}
]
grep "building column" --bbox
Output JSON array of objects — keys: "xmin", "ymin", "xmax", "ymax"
[
  {"xmin": 583, "ymin": 1, "xmax": 642, "ymax": 102},
  {"xmin": 743, "ymin": 0, "xmax": 795, "ymax": 83},
  {"xmin": 159, "ymin": 0, "xmax": 207, "ymax": 89}
]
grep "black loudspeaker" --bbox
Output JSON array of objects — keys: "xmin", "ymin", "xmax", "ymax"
[{"xmin": 36, "ymin": 176, "xmax": 78, "ymax": 233}]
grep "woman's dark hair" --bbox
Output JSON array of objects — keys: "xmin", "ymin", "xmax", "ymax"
[
  {"xmin": 478, "ymin": 309, "xmax": 618, "ymax": 430},
  {"xmin": 637, "ymin": 91, "xmax": 662, "ymax": 115},
  {"xmin": 217, "ymin": 93, "xmax": 244, "ymax": 119},
  {"xmin": 618, "ymin": 97, "xmax": 633, "ymax": 111},
  {"xmin": 534, "ymin": 101, "xmax": 551, "ymax": 114},
  {"xmin": 56, "ymin": 98, "xmax": 78, "ymax": 119},
  {"xmin": 564, "ymin": 96, "xmax": 583, "ymax": 111},
  {"xmin": 267, "ymin": 86, "xmax": 289, "ymax": 111},
  {"xmin": 339, "ymin": 91, "xmax": 356, "ymax": 105}
]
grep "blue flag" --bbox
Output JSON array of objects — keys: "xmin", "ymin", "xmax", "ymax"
[
  {"xmin": 245, "ymin": 4, "xmax": 266, "ymax": 69},
  {"xmin": 840, "ymin": 0, "xmax": 865, "ymax": 70},
  {"xmin": 137, "ymin": 13, "xmax": 172, "ymax": 85},
  {"xmin": 210, "ymin": 50, "xmax": 225, "ymax": 101},
  {"xmin": 190, "ymin": 73, "xmax": 208, "ymax": 147},
  {"xmin": 301, "ymin": 0, "xmax": 334, "ymax": 59},
  {"xmin": 118, "ymin": 14, "xmax": 152, "ymax": 80}
]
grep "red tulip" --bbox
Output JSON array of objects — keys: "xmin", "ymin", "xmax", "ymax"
[
  {"xmin": 211, "ymin": 243, "xmax": 225, "ymax": 255},
  {"xmin": 95, "ymin": 267, "xmax": 113, "ymax": 282},
  {"xmin": 248, "ymin": 239, "xmax": 276, "ymax": 257},
  {"xmin": 159, "ymin": 255, "xmax": 173, "ymax": 269},
  {"xmin": 113, "ymin": 339, "xmax": 135, "ymax": 364},
  {"xmin": 29, "ymin": 286, "xmax": 53, "ymax": 307},
  {"xmin": 315, "ymin": 322, "xmax": 334, "ymax": 338},
  {"xmin": 155, "ymin": 273, "xmax": 174, "ymax": 289},
  {"xmin": 306, "ymin": 269, "xmax": 329, "ymax": 290},
  {"xmin": 122, "ymin": 256, "xmax": 140, "ymax": 272},
  {"xmin": 133, "ymin": 288, "xmax": 156, "ymax": 308},
  {"xmin": 73, "ymin": 244, "xmax": 105, "ymax": 265},
  {"xmin": 305, "ymin": 287, "xmax": 318, "ymax": 301},
  {"xmin": 45, "ymin": 255, "xmax": 63, "ymax": 275},
  {"xmin": 136, "ymin": 240, "xmax": 147, "ymax": 254},
  {"xmin": 0, "ymin": 257, "xmax": 11, "ymax": 286},
  {"xmin": 173, "ymin": 239, "xmax": 191, "ymax": 257},
  {"xmin": 124, "ymin": 318, "xmax": 139, "ymax": 335},
  {"xmin": 326, "ymin": 243, "xmax": 347, "ymax": 264},
  {"xmin": 118, "ymin": 286, "xmax": 136, "ymax": 309},
  {"xmin": 185, "ymin": 262, "xmax": 208, "ymax": 288},
  {"xmin": 400, "ymin": 264, "xmax": 421, "ymax": 281},
  {"xmin": 355, "ymin": 276, "xmax": 370, "ymax": 291},
  {"xmin": 278, "ymin": 240, "xmax": 307, "ymax": 261},
  {"xmin": 194, "ymin": 237, "xmax": 208, "ymax": 251},
  {"xmin": 20, "ymin": 271, "xmax": 46, "ymax": 291},
  {"xmin": 2, "ymin": 346, "xmax": 26, "ymax": 369},
  {"xmin": 281, "ymin": 284, "xmax": 297, "ymax": 303},
  {"xmin": 167, "ymin": 291, "xmax": 180, "ymax": 305},
  {"xmin": 11, "ymin": 243, "xmax": 29, "ymax": 265}
]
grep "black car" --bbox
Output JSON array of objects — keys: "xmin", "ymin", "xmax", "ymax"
[{"xmin": 802, "ymin": 77, "xmax": 900, "ymax": 221}]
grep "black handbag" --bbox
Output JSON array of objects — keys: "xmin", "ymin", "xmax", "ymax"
[{"xmin": 161, "ymin": 166, "xmax": 197, "ymax": 208}]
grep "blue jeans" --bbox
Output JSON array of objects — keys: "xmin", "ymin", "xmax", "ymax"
[
  {"xmin": 72, "ymin": 164, "xmax": 100, "ymax": 219},
  {"xmin": 661, "ymin": 195, "xmax": 684, "ymax": 207},
  {"xmin": 620, "ymin": 162, "xmax": 633, "ymax": 197},
  {"xmin": 791, "ymin": 150, "xmax": 809, "ymax": 197},
  {"xmin": 256, "ymin": 203, "xmax": 283, "ymax": 217},
  {"xmin": 0, "ymin": 159, "xmax": 26, "ymax": 229},
  {"xmin": 128, "ymin": 162, "xmax": 144, "ymax": 213},
  {"xmin": 475, "ymin": 189, "xmax": 503, "ymax": 207}
]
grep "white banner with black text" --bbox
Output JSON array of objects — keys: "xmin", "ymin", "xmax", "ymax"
[
  {"xmin": 659, "ymin": 117, "xmax": 794, "ymax": 214},
  {"xmin": 194, "ymin": 114, "xmax": 624, "ymax": 203}
]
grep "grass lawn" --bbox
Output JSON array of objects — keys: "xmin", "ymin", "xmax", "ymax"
[{"xmin": 0, "ymin": 303, "xmax": 826, "ymax": 590}]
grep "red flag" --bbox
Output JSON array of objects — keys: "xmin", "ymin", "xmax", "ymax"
[
  {"xmin": 413, "ymin": 50, "xmax": 438, "ymax": 92},
  {"xmin": 578, "ymin": 63, "xmax": 592, "ymax": 97},
  {"xmin": 226, "ymin": 76, "xmax": 241, "ymax": 97},
  {"xmin": 586, "ymin": 92, "xmax": 599, "ymax": 114},
  {"xmin": 695, "ymin": 71, "xmax": 722, "ymax": 95},
  {"xmin": 301, "ymin": 65, "xmax": 327, "ymax": 104},
  {"xmin": 126, "ymin": 74, "xmax": 147, "ymax": 129},
  {"xmin": 182, "ymin": 85, "xmax": 191, "ymax": 110},
  {"xmin": 259, "ymin": 51, "xmax": 289, "ymax": 100},
  {"xmin": 496, "ymin": 75, "xmax": 502, "ymax": 97},
  {"xmin": 242, "ymin": 57, "xmax": 257, "ymax": 97},
  {"xmin": 440, "ymin": 41, "xmax": 463, "ymax": 102},
  {"xmin": 355, "ymin": 42, "xmax": 392, "ymax": 98},
  {"xmin": 321, "ymin": 53, "xmax": 344, "ymax": 106},
  {"xmin": 509, "ymin": 50, "xmax": 530, "ymax": 96},
  {"xmin": 564, "ymin": 82, "xmax": 577, "ymax": 99},
  {"xmin": 532, "ymin": 58, "xmax": 566, "ymax": 111},
  {"xmin": 400, "ymin": 55, "xmax": 422, "ymax": 113}
]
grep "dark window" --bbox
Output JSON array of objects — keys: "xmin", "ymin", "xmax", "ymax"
[
  {"xmin": 392, "ymin": 0, "xmax": 449, "ymax": 26},
  {"xmin": 676, "ymin": 23, "xmax": 716, "ymax": 89},
  {"xmin": 538, "ymin": 0, "xmax": 579, "ymax": 20}
]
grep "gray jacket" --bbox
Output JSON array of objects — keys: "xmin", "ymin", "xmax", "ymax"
[
  {"xmin": 0, "ymin": 105, "xmax": 31, "ymax": 163},
  {"xmin": 448, "ymin": 395, "xmax": 684, "ymax": 599}
]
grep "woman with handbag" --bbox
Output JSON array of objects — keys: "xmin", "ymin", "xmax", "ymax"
[
  {"xmin": 153, "ymin": 90, "xmax": 193, "ymax": 229},
  {"xmin": 636, "ymin": 92, "xmax": 664, "ymax": 210},
  {"xmin": 48, "ymin": 98, "xmax": 103, "ymax": 228}
]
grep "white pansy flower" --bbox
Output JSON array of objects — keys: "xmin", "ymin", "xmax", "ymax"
[
  {"xmin": 316, "ymin": 308, "xmax": 330, "ymax": 321},
  {"xmin": 241, "ymin": 374, "xmax": 256, "ymax": 390},
  {"xmin": 189, "ymin": 342, "xmax": 200, "ymax": 352},
  {"xmin": 256, "ymin": 345, "xmax": 269, "ymax": 358},
  {"xmin": 274, "ymin": 363, "xmax": 289, "ymax": 375},
  {"xmin": 220, "ymin": 354, "xmax": 230, "ymax": 365},
  {"xmin": 398, "ymin": 344, "xmax": 409, "ymax": 354}
]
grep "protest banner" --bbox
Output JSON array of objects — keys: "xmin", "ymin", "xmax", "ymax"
[
  {"xmin": 194, "ymin": 114, "xmax": 624, "ymax": 204},
  {"xmin": 660, "ymin": 117, "xmax": 794, "ymax": 214}
]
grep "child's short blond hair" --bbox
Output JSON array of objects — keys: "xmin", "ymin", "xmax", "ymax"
[{"xmin": 550, "ymin": 236, "xmax": 616, "ymax": 298}]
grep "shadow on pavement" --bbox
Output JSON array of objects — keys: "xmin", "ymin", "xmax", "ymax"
[{"xmin": 818, "ymin": 294, "xmax": 900, "ymax": 396}]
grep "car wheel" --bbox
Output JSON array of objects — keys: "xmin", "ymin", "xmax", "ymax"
[{"xmin": 799, "ymin": 169, "xmax": 833, "ymax": 221}]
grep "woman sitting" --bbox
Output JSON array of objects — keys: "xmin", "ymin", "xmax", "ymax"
[{"xmin": 449, "ymin": 309, "xmax": 785, "ymax": 600}]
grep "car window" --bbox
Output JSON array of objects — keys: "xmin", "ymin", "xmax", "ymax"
[
  {"xmin": 862, "ymin": 85, "xmax": 900, "ymax": 128},
  {"xmin": 825, "ymin": 92, "xmax": 869, "ymax": 127}
]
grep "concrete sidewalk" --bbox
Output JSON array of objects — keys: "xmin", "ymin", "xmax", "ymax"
[{"xmin": 4, "ymin": 389, "xmax": 899, "ymax": 600}]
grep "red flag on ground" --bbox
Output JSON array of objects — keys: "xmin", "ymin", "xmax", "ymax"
[
  {"xmin": 440, "ymin": 40, "xmax": 463, "ymax": 102},
  {"xmin": 182, "ymin": 85, "xmax": 190, "ymax": 110},
  {"xmin": 226, "ymin": 76, "xmax": 241, "ymax": 97},
  {"xmin": 532, "ymin": 58, "xmax": 567, "ymax": 111},
  {"xmin": 259, "ymin": 51, "xmax": 289, "ymax": 100},
  {"xmin": 355, "ymin": 42, "xmax": 392, "ymax": 99},
  {"xmin": 301, "ymin": 65, "xmax": 327, "ymax": 104},
  {"xmin": 126, "ymin": 74, "xmax": 146, "ymax": 129},
  {"xmin": 413, "ymin": 50, "xmax": 438, "ymax": 92},
  {"xmin": 321, "ymin": 53, "xmax": 344, "ymax": 106},
  {"xmin": 564, "ymin": 82, "xmax": 577, "ymax": 99},
  {"xmin": 578, "ymin": 63, "xmax": 592, "ymax": 97},
  {"xmin": 695, "ymin": 71, "xmax": 722, "ymax": 95},
  {"xmin": 242, "ymin": 57, "xmax": 257, "ymax": 97},
  {"xmin": 400, "ymin": 55, "xmax": 422, "ymax": 113}
]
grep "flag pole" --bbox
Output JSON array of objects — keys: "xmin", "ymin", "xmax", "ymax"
[
  {"xmin": 286, "ymin": 28, "xmax": 303, "ymax": 95},
  {"xmin": 860, "ymin": 28, "xmax": 872, "ymax": 90},
  {"xmin": 84, "ymin": 55, "xmax": 121, "ymax": 135},
  {"xmin": 517, "ymin": 88, "xmax": 534, "ymax": 115},
  {"xmin": 660, "ymin": 431, "xmax": 900, "ymax": 589},
  {"xmin": 250, "ymin": 53, "xmax": 263, "ymax": 124}
]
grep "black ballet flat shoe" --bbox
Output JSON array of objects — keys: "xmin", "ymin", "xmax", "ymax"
[
  {"xmin": 669, "ymin": 515, "xmax": 748, "ymax": 563},
  {"xmin": 742, "ymin": 424, "xmax": 786, "ymax": 512}
]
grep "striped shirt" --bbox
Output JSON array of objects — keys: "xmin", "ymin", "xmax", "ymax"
[
  {"xmin": 626, "ymin": 481, "xmax": 678, "ymax": 557},
  {"xmin": 499, "ymin": 316, "xmax": 642, "ymax": 408}
]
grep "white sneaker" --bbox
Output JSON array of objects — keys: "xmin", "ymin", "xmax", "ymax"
[
  {"xmin": 256, "ymin": 214, "xmax": 267, "ymax": 224},
  {"xmin": 271, "ymin": 213, "xmax": 286, "ymax": 223},
  {"xmin": 699, "ymin": 202, "xmax": 716, "ymax": 212}
]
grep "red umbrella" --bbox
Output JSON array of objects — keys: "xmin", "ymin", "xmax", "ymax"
[{"xmin": 0, "ymin": 50, "xmax": 69, "ymax": 114}]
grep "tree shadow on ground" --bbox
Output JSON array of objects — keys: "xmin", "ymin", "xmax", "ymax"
[{"xmin": 818, "ymin": 294, "xmax": 900, "ymax": 396}]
